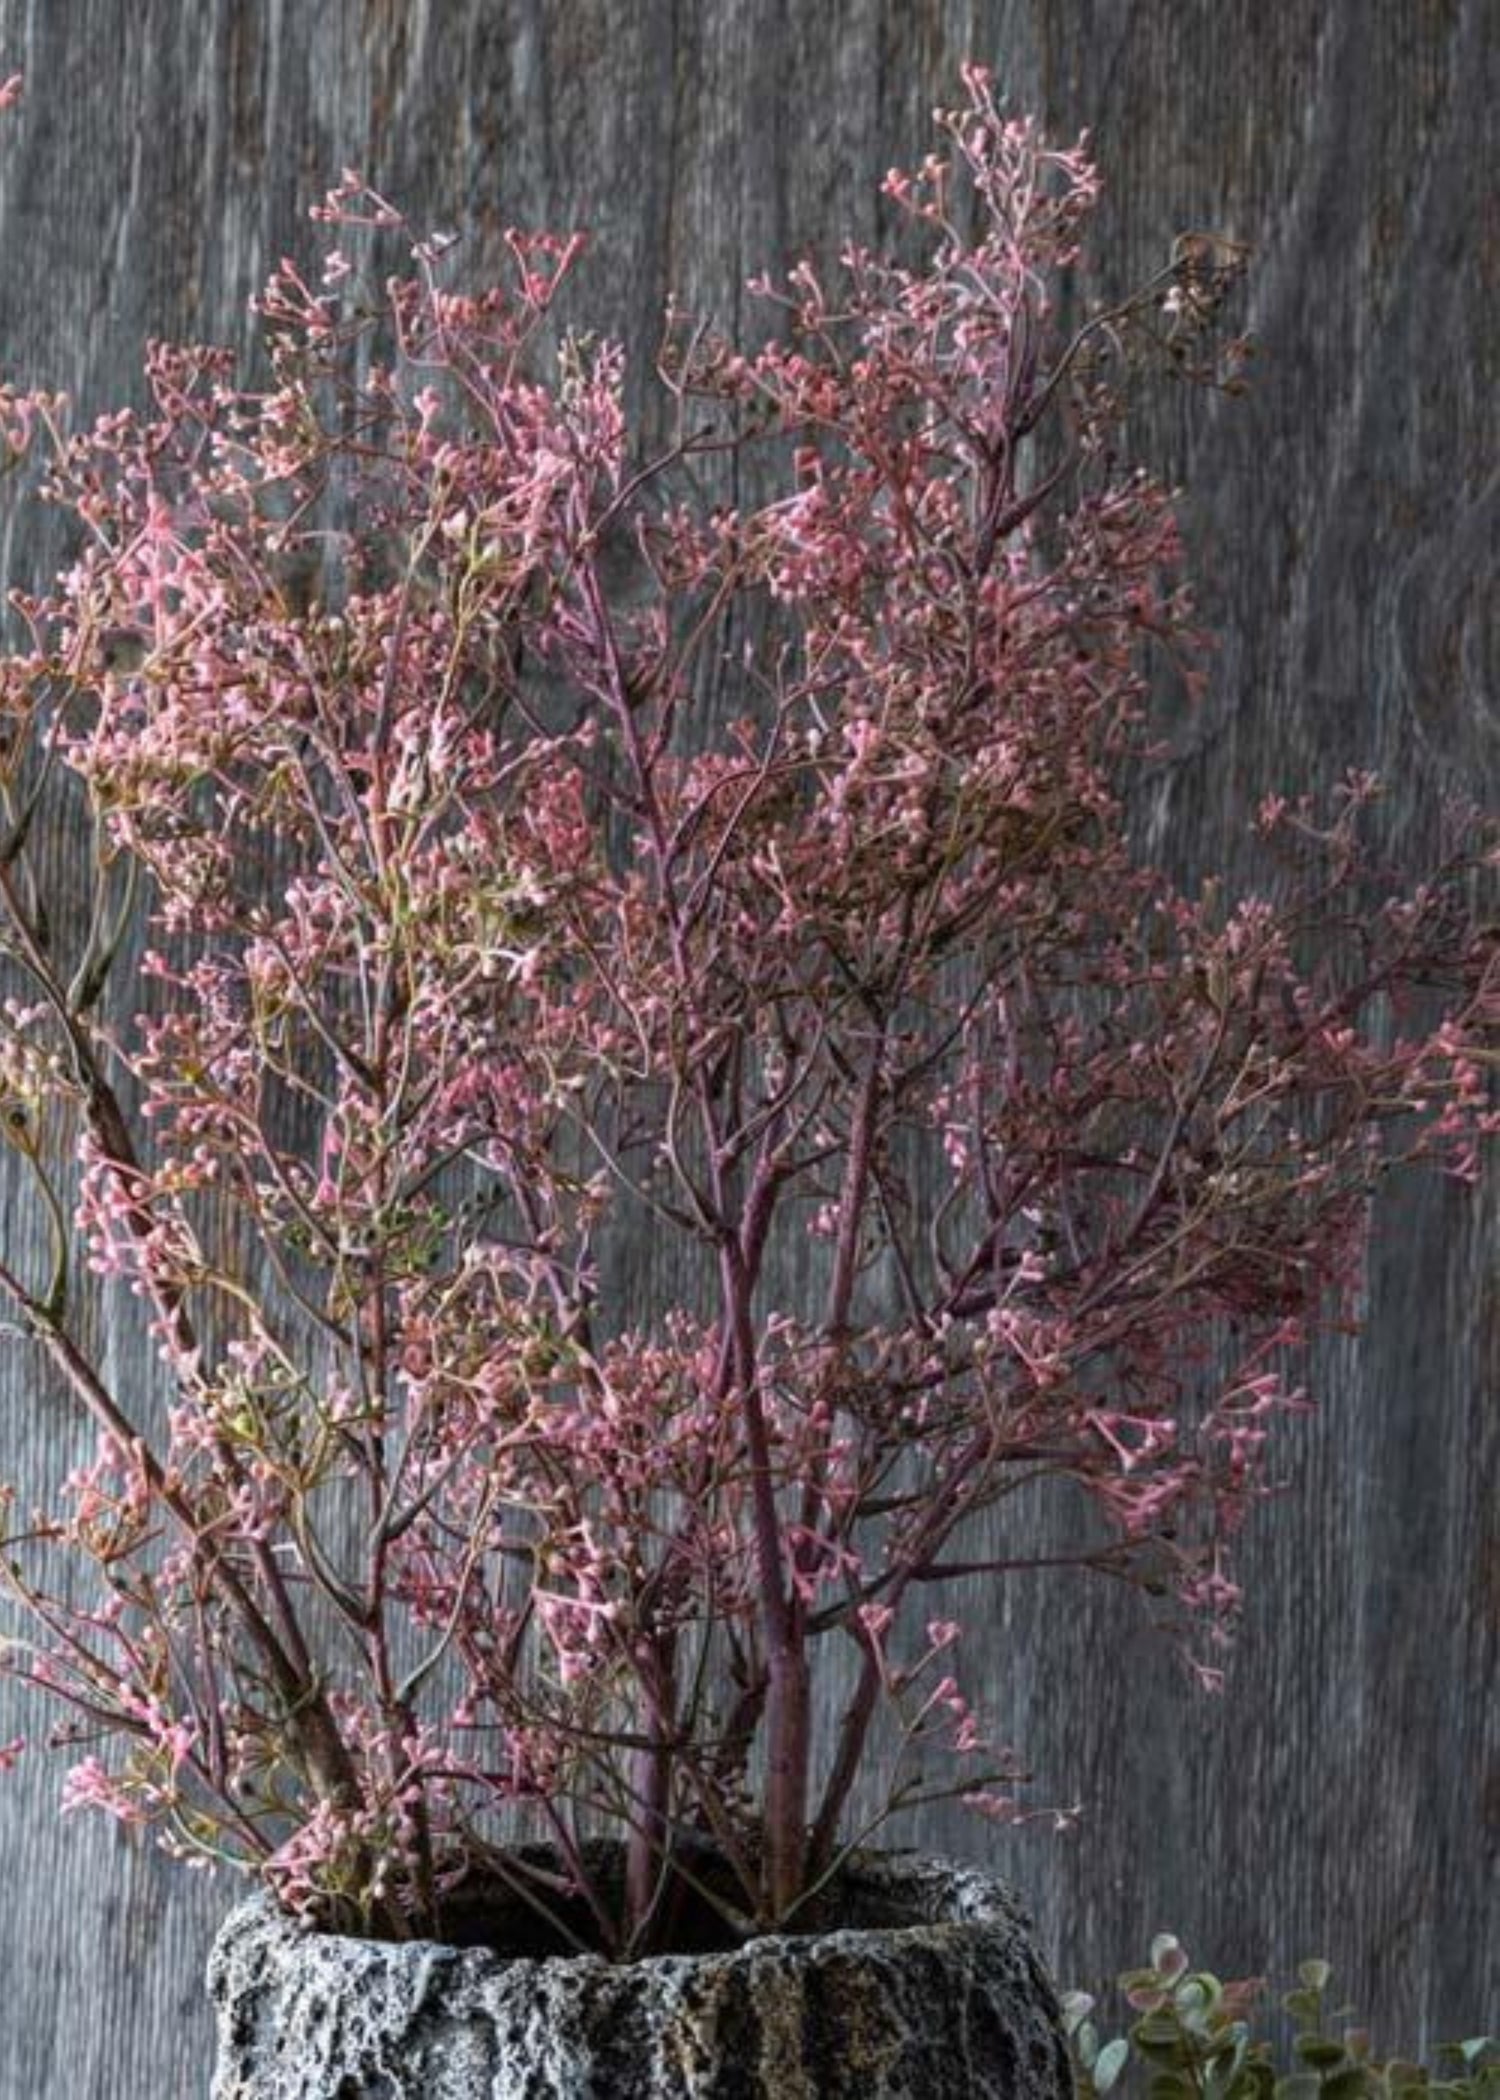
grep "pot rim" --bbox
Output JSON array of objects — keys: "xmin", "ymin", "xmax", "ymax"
[{"xmin": 214, "ymin": 1844, "xmax": 1035, "ymax": 1975}]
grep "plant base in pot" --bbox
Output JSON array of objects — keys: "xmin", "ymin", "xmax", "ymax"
[{"xmin": 207, "ymin": 1845, "xmax": 1073, "ymax": 2099}]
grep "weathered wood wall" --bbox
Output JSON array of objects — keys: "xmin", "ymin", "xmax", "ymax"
[{"xmin": 0, "ymin": 4, "xmax": 1492, "ymax": 2091}]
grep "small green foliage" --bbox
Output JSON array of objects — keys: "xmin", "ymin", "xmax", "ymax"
[
  {"xmin": 1065, "ymin": 1938, "xmax": 1498, "ymax": 2100},
  {"xmin": 1064, "ymin": 1992, "xmax": 1130, "ymax": 2097}
]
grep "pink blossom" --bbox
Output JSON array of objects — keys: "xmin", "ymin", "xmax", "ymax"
[
  {"xmin": 60, "ymin": 1758, "xmax": 147, "ymax": 1826},
  {"xmin": 0, "ymin": 60, "xmax": 1486, "ymax": 1947}
]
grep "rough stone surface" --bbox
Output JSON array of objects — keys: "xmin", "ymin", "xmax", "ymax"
[{"xmin": 207, "ymin": 1847, "xmax": 1074, "ymax": 2098}]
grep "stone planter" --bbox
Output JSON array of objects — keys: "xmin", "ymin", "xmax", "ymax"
[{"xmin": 208, "ymin": 1845, "xmax": 1073, "ymax": 2099}]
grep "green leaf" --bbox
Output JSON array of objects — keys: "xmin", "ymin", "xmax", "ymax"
[
  {"xmin": 1135, "ymin": 2012, "xmax": 1192, "ymax": 2064},
  {"xmin": 1299, "ymin": 1963, "xmax": 1333, "ymax": 1993},
  {"xmin": 1130, "ymin": 1987, "xmax": 1173, "ymax": 2015},
  {"xmin": 1275, "ymin": 2077, "xmax": 1325, "ymax": 2100},
  {"xmin": 1319, "ymin": 2068, "xmax": 1371, "ymax": 2100},
  {"xmin": 1134, "ymin": 2024, "xmax": 1193, "ymax": 2058},
  {"xmin": 1060, "ymin": 1991, "xmax": 1096, "ymax": 2037},
  {"xmin": 1382, "ymin": 2062, "xmax": 1428, "ymax": 2097},
  {"xmin": 1179, "ymin": 1975, "xmax": 1226, "ymax": 2023},
  {"xmin": 1149, "ymin": 2075, "xmax": 1198, "ymax": 2100},
  {"xmin": 1295, "ymin": 2039, "xmax": 1349, "ymax": 2070},
  {"xmin": 1095, "ymin": 2039, "xmax": 1129, "ymax": 2093},
  {"xmin": 1071, "ymin": 2026, "xmax": 1099, "ymax": 2068},
  {"xmin": 1204, "ymin": 2030, "xmax": 1251, "ymax": 2098}
]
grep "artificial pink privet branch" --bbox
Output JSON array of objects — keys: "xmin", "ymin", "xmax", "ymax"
[{"xmin": 0, "ymin": 66, "xmax": 1493, "ymax": 1949}]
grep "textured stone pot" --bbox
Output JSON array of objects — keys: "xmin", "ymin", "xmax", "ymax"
[{"xmin": 207, "ymin": 1845, "xmax": 1073, "ymax": 2099}]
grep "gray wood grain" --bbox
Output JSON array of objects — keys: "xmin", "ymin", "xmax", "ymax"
[{"xmin": 0, "ymin": 5, "xmax": 1492, "ymax": 2092}]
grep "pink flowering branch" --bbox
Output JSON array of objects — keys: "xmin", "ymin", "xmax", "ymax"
[{"xmin": 0, "ymin": 69, "xmax": 1490, "ymax": 1951}]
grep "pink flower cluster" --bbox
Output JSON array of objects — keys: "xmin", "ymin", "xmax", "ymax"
[{"xmin": 0, "ymin": 68, "xmax": 1489, "ymax": 1948}]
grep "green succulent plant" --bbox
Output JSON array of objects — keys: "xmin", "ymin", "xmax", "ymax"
[{"xmin": 1062, "ymin": 1937, "xmax": 1497, "ymax": 2100}]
